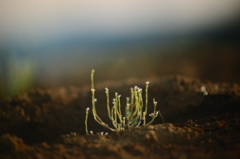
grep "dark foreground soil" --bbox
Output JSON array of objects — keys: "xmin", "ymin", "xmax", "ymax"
[{"xmin": 0, "ymin": 75, "xmax": 240, "ymax": 159}]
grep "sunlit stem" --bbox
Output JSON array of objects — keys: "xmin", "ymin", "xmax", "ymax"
[
  {"xmin": 90, "ymin": 69, "xmax": 115, "ymax": 132},
  {"xmin": 105, "ymin": 88, "xmax": 111, "ymax": 119},
  {"xmin": 117, "ymin": 95, "xmax": 122, "ymax": 119},
  {"xmin": 145, "ymin": 112, "xmax": 159, "ymax": 126},
  {"xmin": 153, "ymin": 98, "xmax": 157, "ymax": 113},
  {"xmin": 132, "ymin": 87, "xmax": 139, "ymax": 117},
  {"xmin": 91, "ymin": 69, "xmax": 96, "ymax": 119},
  {"xmin": 112, "ymin": 107, "xmax": 118, "ymax": 129},
  {"xmin": 143, "ymin": 111, "xmax": 146, "ymax": 125},
  {"xmin": 91, "ymin": 69, "xmax": 95, "ymax": 90},
  {"xmin": 123, "ymin": 117, "xmax": 126, "ymax": 128},
  {"xmin": 114, "ymin": 103, "xmax": 117, "ymax": 126},
  {"xmin": 144, "ymin": 81, "xmax": 149, "ymax": 125},
  {"xmin": 145, "ymin": 98, "xmax": 159, "ymax": 126},
  {"xmin": 125, "ymin": 101, "xmax": 130, "ymax": 125},
  {"xmin": 130, "ymin": 87, "xmax": 134, "ymax": 113},
  {"xmin": 85, "ymin": 107, "xmax": 90, "ymax": 135},
  {"xmin": 138, "ymin": 89, "xmax": 143, "ymax": 120},
  {"xmin": 129, "ymin": 115, "xmax": 141, "ymax": 126}
]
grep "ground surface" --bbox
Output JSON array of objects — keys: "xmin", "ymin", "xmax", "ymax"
[{"xmin": 0, "ymin": 75, "xmax": 240, "ymax": 159}]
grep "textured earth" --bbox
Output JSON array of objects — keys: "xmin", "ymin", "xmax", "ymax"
[{"xmin": 0, "ymin": 75, "xmax": 240, "ymax": 159}]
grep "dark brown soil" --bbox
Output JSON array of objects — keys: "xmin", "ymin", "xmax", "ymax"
[{"xmin": 0, "ymin": 75, "xmax": 240, "ymax": 159}]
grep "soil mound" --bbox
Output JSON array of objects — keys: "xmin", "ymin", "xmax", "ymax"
[{"xmin": 1, "ymin": 75, "xmax": 240, "ymax": 159}]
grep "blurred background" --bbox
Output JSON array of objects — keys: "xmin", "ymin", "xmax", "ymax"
[{"xmin": 0, "ymin": 0, "xmax": 240, "ymax": 99}]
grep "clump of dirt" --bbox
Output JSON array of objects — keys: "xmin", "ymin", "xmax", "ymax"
[
  {"xmin": 0, "ymin": 134, "xmax": 27, "ymax": 153},
  {"xmin": 0, "ymin": 75, "xmax": 240, "ymax": 159}
]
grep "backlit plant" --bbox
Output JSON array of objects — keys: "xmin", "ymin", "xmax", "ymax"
[{"xmin": 85, "ymin": 69, "xmax": 159, "ymax": 135}]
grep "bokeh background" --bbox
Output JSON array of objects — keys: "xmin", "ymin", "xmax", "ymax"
[{"xmin": 0, "ymin": 0, "xmax": 240, "ymax": 99}]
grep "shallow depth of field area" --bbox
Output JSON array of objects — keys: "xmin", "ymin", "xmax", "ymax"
[{"xmin": 1, "ymin": 1, "xmax": 240, "ymax": 159}]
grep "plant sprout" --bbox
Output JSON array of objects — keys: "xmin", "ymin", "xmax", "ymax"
[{"xmin": 85, "ymin": 69, "xmax": 159, "ymax": 134}]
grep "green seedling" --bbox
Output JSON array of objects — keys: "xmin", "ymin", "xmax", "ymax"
[{"xmin": 85, "ymin": 69, "xmax": 159, "ymax": 134}]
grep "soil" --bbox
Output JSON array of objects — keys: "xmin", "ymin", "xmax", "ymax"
[{"xmin": 0, "ymin": 75, "xmax": 240, "ymax": 159}]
